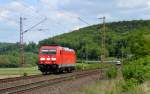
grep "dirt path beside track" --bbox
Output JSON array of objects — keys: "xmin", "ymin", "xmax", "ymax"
[{"xmin": 23, "ymin": 73, "xmax": 100, "ymax": 94}]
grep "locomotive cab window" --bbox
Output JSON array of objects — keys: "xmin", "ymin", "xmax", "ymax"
[{"xmin": 41, "ymin": 49, "xmax": 56, "ymax": 54}]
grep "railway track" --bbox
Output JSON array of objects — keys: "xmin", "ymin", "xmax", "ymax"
[
  {"xmin": 0, "ymin": 75, "xmax": 43, "ymax": 83},
  {"xmin": 0, "ymin": 69, "xmax": 103, "ymax": 94}
]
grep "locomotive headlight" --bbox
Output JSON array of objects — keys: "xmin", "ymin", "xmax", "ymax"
[
  {"xmin": 40, "ymin": 58, "xmax": 45, "ymax": 61},
  {"xmin": 47, "ymin": 58, "xmax": 50, "ymax": 60},
  {"xmin": 51, "ymin": 58, "xmax": 56, "ymax": 61}
]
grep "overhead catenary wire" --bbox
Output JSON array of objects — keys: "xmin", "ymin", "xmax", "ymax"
[
  {"xmin": 5, "ymin": 0, "xmax": 93, "ymax": 37},
  {"xmin": 76, "ymin": 17, "xmax": 90, "ymax": 70},
  {"xmin": 23, "ymin": 17, "xmax": 47, "ymax": 33},
  {"xmin": 13, "ymin": 0, "xmax": 44, "ymax": 19},
  {"xmin": 77, "ymin": 17, "xmax": 91, "ymax": 26},
  {"xmin": 17, "ymin": 0, "xmax": 71, "ymax": 35},
  {"xmin": 19, "ymin": 16, "xmax": 46, "ymax": 68},
  {"xmin": 18, "ymin": 0, "xmax": 91, "ymax": 35}
]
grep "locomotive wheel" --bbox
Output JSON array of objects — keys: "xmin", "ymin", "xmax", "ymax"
[
  {"xmin": 59, "ymin": 68, "xmax": 64, "ymax": 73},
  {"xmin": 67, "ymin": 68, "xmax": 72, "ymax": 73},
  {"xmin": 53, "ymin": 69, "xmax": 59, "ymax": 74},
  {"xmin": 42, "ymin": 72, "xmax": 48, "ymax": 75}
]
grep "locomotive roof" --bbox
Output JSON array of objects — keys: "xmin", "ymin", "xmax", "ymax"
[{"xmin": 40, "ymin": 46, "xmax": 74, "ymax": 51}]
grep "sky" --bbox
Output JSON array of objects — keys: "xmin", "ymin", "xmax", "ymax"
[{"xmin": 0, "ymin": 0, "xmax": 150, "ymax": 43}]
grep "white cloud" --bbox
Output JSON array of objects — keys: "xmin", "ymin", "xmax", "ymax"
[
  {"xmin": 39, "ymin": 0, "xmax": 79, "ymax": 24},
  {"xmin": 116, "ymin": 0, "xmax": 150, "ymax": 9},
  {"xmin": 8, "ymin": 1, "xmax": 38, "ymax": 17},
  {"xmin": 0, "ymin": 1, "xmax": 43, "ymax": 26},
  {"xmin": 8, "ymin": 1, "xmax": 25, "ymax": 12},
  {"xmin": 0, "ymin": 9, "xmax": 9, "ymax": 20},
  {"xmin": 40, "ymin": 0, "xmax": 70, "ymax": 10},
  {"xmin": 0, "ymin": 8, "xmax": 18, "ymax": 26},
  {"xmin": 55, "ymin": 11, "xmax": 79, "ymax": 22},
  {"xmin": 40, "ymin": 0, "xmax": 59, "ymax": 10},
  {"xmin": 38, "ymin": 0, "xmax": 81, "ymax": 34},
  {"xmin": 0, "ymin": 0, "xmax": 80, "ymax": 43},
  {"xmin": 140, "ymin": 14, "xmax": 150, "ymax": 19}
]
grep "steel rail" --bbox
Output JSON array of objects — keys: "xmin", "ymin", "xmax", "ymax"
[{"xmin": 0, "ymin": 69, "xmax": 103, "ymax": 94}]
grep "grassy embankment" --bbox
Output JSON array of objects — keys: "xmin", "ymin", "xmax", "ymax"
[
  {"xmin": 0, "ymin": 62, "xmax": 109, "ymax": 78},
  {"xmin": 70, "ymin": 56, "xmax": 150, "ymax": 94},
  {"xmin": 0, "ymin": 67, "xmax": 40, "ymax": 75},
  {"xmin": 71, "ymin": 80, "xmax": 150, "ymax": 94}
]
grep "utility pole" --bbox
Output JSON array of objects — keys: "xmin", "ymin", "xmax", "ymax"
[
  {"xmin": 19, "ymin": 16, "xmax": 46, "ymax": 67},
  {"xmin": 98, "ymin": 16, "xmax": 106, "ymax": 79},
  {"xmin": 20, "ymin": 17, "xmax": 24, "ymax": 67},
  {"xmin": 98, "ymin": 16, "xmax": 106, "ymax": 64}
]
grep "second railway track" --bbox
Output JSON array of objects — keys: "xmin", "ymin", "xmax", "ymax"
[
  {"xmin": 0, "ymin": 75, "xmax": 43, "ymax": 83},
  {"xmin": 0, "ymin": 69, "xmax": 104, "ymax": 94}
]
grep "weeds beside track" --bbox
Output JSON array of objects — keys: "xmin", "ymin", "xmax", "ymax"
[{"xmin": 0, "ymin": 69, "xmax": 104, "ymax": 94}]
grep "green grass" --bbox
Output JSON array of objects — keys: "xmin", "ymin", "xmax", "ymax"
[
  {"xmin": 70, "ymin": 80, "xmax": 123, "ymax": 94},
  {"xmin": 75, "ymin": 63, "xmax": 110, "ymax": 70},
  {"xmin": 70, "ymin": 63, "xmax": 149, "ymax": 94},
  {"xmin": 71, "ymin": 80, "xmax": 146, "ymax": 94},
  {"xmin": 0, "ymin": 63, "xmax": 110, "ymax": 77},
  {"xmin": 0, "ymin": 66, "xmax": 41, "ymax": 75}
]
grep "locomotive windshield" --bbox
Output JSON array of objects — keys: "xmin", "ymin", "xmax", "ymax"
[{"xmin": 41, "ymin": 49, "xmax": 56, "ymax": 54}]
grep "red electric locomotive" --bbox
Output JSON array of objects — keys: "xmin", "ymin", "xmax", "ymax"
[{"xmin": 38, "ymin": 46, "xmax": 76, "ymax": 74}]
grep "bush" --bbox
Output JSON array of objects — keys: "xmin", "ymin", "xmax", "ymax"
[
  {"xmin": 0, "ymin": 52, "xmax": 38, "ymax": 68},
  {"xmin": 23, "ymin": 72, "xmax": 28, "ymax": 76},
  {"xmin": 121, "ymin": 78, "xmax": 138, "ymax": 91},
  {"xmin": 24, "ymin": 52, "xmax": 38, "ymax": 67},
  {"xmin": 122, "ymin": 56, "xmax": 150, "ymax": 83},
  {"xmin": 0, "ymin": 55, "xmax": 19, "ymax": 68},
  {"xmin": 122, "ymin": 65, "xmax": 145, "ymax": 83},
  {"xmin": 106, "ymin": 65, "xmax": 117, "ymax": 79}
]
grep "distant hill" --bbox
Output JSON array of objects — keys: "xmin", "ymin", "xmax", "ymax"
[
  {"xmin": 1, "ymin": 20, "xmax": 150, "ymax": 67},
  {"xmin": 39, "ymin": 20, "xmax": 150, "ymax": 60}
]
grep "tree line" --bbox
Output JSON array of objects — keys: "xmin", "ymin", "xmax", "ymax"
[{"xmin": 0, "ymin": 20, "xmax": 150, "ymax": 67}]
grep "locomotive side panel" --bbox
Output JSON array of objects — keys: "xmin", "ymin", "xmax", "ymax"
[{"xmin": 60, "ymin": 48, "xmax": 76, "ymax": 68}]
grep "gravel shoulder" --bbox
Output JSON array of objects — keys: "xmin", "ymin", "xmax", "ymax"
[
  {"xmin": 0, "ymin": 75, "xmax": 21, "ymax": 79},
  {"xmin": 22, "ymin": 73, "xmax": 101, "ymax": 94},
  {"xmin": 0, "ymin": 74, "xmax": 68, "ymax": 90}
]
